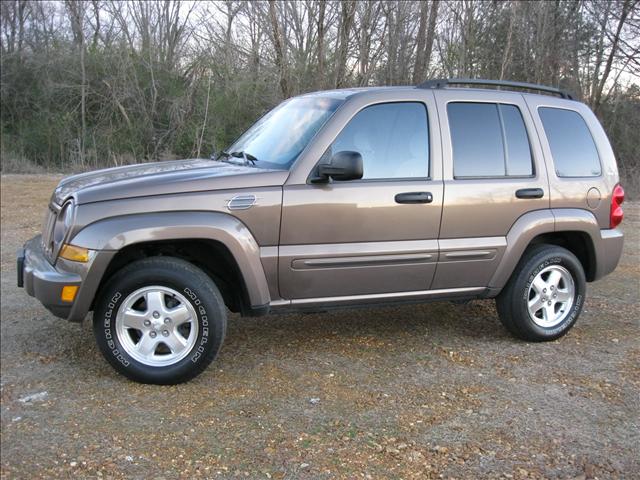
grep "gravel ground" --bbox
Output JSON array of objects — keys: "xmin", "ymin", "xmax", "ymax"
[{"xmin": 1, "ymin": 174, "xmax": 638, "ymax": 479}]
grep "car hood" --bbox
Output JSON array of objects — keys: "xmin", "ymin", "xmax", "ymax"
[{"xmin": 53, "ymin": 159, "xmax": 289, "ymax": 205}]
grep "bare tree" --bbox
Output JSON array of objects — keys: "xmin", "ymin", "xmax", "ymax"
[
  {"xmin": 269, "ymin": 0, "xmax": 289, "ymax": 97},
  {"xmin": 591, "ymin": 0, "xmax": 637, "ymax": 112},
  {"xmin": 65, "ymin": 0, "xmax": 88, "ymax": 166},
  {"xmin": 0, "ymin": 0, "xmax": 29, "ymax": 56},
  {"xmin": 334, "ymin": 1, "xmax": 356, "ymax": 88},
  {"xmin": 1, "ymin": 0, "xmax": 638, "ymax": 196},
  {"xmin": 316, "ymin": 0, "xmax": 326, "ymax": 88},
  {"xmin": 413, "ymin": 0, "xmax": 440, "ymax": 84}
]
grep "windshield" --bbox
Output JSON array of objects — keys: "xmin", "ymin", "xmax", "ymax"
[{"xmin": 223, "ymin": 96, "xmax": 343, "ymax": 169}]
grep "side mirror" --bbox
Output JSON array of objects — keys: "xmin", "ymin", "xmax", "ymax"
[{"xmin": 312, "ymin": 151, "xmax": 363, "ymax": 183}]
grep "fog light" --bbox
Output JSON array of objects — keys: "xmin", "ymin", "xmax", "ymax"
[
  {"xmin": 60, "ymin": 244, "xmax": 90, "ymax": 262},
  {"xmin": 61, "ymin": 285, "xmax": 79, "ymax": 302}
]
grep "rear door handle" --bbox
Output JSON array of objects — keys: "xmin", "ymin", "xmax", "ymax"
[
  {"xmin": 395, "ymin": 192, "xmax": 433, "ymax": 204},
  {"xmin": 515, "ymin": 188, "xmax": 544, "ymax": 199}
]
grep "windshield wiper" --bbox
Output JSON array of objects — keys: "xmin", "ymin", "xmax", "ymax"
[
  {"xmin": 230, "ymin": 151, "xmax": 258, "ymax": 166},
  {"xmin": 213, "ymin": 150, "xmax": 231, "ymax": 161},
  {"xmin": 214, "ymin": 150, "xmax": 258, "ymax": 166}
]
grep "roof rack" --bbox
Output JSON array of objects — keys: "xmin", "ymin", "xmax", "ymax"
[{"xmin": 416, "ymin": 78, "xmax": 574, "ymax": 100}]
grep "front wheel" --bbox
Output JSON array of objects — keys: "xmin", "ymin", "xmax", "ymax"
[
  {"xmin": 496, "ymin": 244, "xmax": 586, "ymax": 342},
  {"xmin": 93, "ymin": 257, "xmax": 226, "ymax": 384}
]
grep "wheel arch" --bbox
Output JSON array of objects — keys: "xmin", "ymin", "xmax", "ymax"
[
  {"xmin": 489, "ymin": 209, "xmax": 601, "ymax": 292},
  {"xmin": 526, "ymin": 231, "xmax": 596, "ymax": 281},
  {"xmin": 94, "ymin": 238, "xmax": 252, "ymax": 315},
  {"xmin": 70, "ymin": 211, "xmax": 271, "ymax": 319}
]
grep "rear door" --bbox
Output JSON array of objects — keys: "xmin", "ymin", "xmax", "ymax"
[
  {"xmin": 433, "ymin": 90, "xmax": 549, "ymax": 289},
  {"xmin": 279, "ymin": 91, "xmax": 444, "ymax": 301}
]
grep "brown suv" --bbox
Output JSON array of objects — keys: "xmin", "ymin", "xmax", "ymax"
[{"xmin": 17, "ymin": 79, "xmax": 625, "ymax": 384}]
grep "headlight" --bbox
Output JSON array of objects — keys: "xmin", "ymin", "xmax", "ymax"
[{"xmin": 53, "ymin": 199, "xmax": 75, "ymax": 246}]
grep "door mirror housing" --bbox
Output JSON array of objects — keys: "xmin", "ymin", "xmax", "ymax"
[{"xmin": 311, "ymin": 151, "xmax": 363, "ymax": 183}]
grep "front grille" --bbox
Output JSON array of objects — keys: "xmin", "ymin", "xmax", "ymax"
[{"xmin": 41, "ymin": 203, "xmax": 59, "ymax": 261}]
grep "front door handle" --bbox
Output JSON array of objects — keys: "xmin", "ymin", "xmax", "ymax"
[
  {"xmin": 395, "ymin": 192, "xmax": 433, "ymax": 204},
  {"xmin": 515, "ymin": 188, "xmax": 544, "ymax": 199}
]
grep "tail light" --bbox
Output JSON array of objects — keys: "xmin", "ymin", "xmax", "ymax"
[{"xmin": 610, "ymin": 183, "xmax": 625, "ymax": 228}]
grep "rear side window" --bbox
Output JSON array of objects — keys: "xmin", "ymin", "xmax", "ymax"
[
  {"xmin": 538, "ymin": 107, "xmax": 601, "ymax": 177},
  {"xmin": 501, "ymin": 105, "xmax": 533, "ymax": 176},
  {"xmin": 329, "ymin": 102, "xmax": 429, "ymax": 179},
  {"xmin": 448, "ymin": 102, "xmax": 533, "ymax": 178}
]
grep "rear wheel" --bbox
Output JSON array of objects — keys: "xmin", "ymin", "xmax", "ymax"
[
  {"xmin": 93, "ymin": 257, "xmax": 226, "ymax": 384},
  {"xmin": 496, "ymin": 244, "xmax": 586, "ymax": 341}
]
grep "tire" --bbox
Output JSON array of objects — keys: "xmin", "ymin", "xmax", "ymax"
[
  {"xmin": 93, "ymin": 257, "xmax": 226, "ymax": 384},
  {"xmin": 496, "ymin": 244, "xmax": 586, "ymax": 342}
]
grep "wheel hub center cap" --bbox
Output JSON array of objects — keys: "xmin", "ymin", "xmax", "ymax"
[{"xmin": 151, "ymin": 318, "xmax": 164, "ymax": 330}]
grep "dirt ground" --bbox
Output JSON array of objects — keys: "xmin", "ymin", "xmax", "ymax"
[{"xmin": 1, "ymin": 174, "xmax": 638, "ymax": 479}]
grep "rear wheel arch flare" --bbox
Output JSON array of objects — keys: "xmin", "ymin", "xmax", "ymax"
[{"xmin": 527, "ymin": 231, "xmax": 596, "ymax": 281}]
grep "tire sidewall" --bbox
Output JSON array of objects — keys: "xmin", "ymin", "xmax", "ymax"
[
  {"xmin": 94, "ymin": 261, "xmax": 225, "ymax": 384},
  {"xmin": 515, "ymin": 248, "xmax": 586, "ymax": 340}
]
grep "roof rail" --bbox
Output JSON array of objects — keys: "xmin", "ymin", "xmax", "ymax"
[{"xmin": 417, "ymin": 78, "xmax": 574, "ymax": 100}]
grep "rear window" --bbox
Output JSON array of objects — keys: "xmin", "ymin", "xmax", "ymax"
[
  {"xmin": 448, "ymin": 102, "xmax": 533, "ymax": 178},
  {"xmin": 538, "ymin": 107, "xmax": 601, "ymax": 177}
]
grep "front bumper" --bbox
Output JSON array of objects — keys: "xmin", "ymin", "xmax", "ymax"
[{"xmin": 17, "ymin": 235, "xmax": 82, "ymax": 319}]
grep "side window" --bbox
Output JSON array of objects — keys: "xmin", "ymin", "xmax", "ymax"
[
  {"xmin": 329, "ymin": 102, "xmax": 429, "ymax": 179},
  {"xmin": 448, "ymin": 102, "xmax": 533, "ymax": 178},
  {"xmin": 501, "ymin": 105, "xmax": 533, "ymax": 176},
  {"xmin": 538, "ymin": 107, "xmax": 601, "ymax": 177}
]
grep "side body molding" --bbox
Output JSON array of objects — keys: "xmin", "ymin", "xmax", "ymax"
[{"xmin": 71, "ymin": 211, "xmax": 271, "ymax": 307}]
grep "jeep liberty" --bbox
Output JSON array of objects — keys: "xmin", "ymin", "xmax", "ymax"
[{"xmin": 17, "ymin": 79, "xmax": 625, "ymax": 384}]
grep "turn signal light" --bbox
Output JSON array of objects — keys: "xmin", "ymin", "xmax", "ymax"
[
  {"xmin": 61, "ymin": 285, "xmax": 79, "ymax": 302},
  {"xmin": 59, "ymin": 244, "xmax": 90, "ymax": 262},
  {"xmin": 609, "ymin": 184, "xmax": 625, "ymax": 228}
]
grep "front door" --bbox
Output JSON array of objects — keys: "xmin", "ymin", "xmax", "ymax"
[{"xmin": 279, "ymin": 98, "xmax": 443, "ymax": 301}]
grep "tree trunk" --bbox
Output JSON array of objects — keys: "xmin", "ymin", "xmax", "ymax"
[
  {"xmin": 316, "ymin": 0, "xmax": 325, "ymax": 89},
  {"xmin": 65, "ymin": 0, "xmax": 87, "ymax": 165},
  {"xmin": 423, "ymin": 0, "xmax": 439, "ymax": 78},
  {"xmin": 412, "ymin": 0, "xmax": 429, "ymax": 84},
  {"xmin": 500, "ymin": 1, "xmax": 515, "ymax": 80},
  {"xmin": 335, "ymin": 1, "xmax": 356, "ymax": 88},
  {"xmin": 269, "ymin": 0, "xmax": 289, "ymax": 97},
  {"xmin": 197, "ymin": 72, "xmax": 212, "ymax": 158},
  {"xmin": 91, "ymin": 0, "xmax": 100, "ymax": 49},
  {"xmin": 592, "ymin": 0, "xmax": 633, "ymax": 114}
]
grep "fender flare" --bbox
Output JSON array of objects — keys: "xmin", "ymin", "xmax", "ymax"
[
  {"xmin": 71, "ymin": 211, "xmax": 271, "ymax": 307},
  {"xmin": 488, "ymin": 209, "xmax": 603, "ymax": 290}
]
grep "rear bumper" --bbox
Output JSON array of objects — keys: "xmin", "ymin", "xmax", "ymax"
[
  {"xmin": 18, "ymin": 235, "xmax": 81, "ymax": 319},
  {"xmin": 595, "ymin": 228, "xmax": 624, "ymax": 280}
]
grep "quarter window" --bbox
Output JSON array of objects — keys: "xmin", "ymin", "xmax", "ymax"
[
  {"xmin": 538, "ymin": 107, "xmax": 601, "ymax": 177},
  {"xmin": 328, "ymin": 102, "xmax": 429, "ymax": 179},
  {"xmin": 501, "ymin": 105, "xmax": 533, "ymax": 176},
  {"xmin": 448, "ymin": 102, "xmax": 533, "ymax": 178}
]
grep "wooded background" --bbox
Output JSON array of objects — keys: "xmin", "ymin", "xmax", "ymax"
[{"xmin": 1, "ymin": 1, "xmax": 638, "ymax": 194}]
